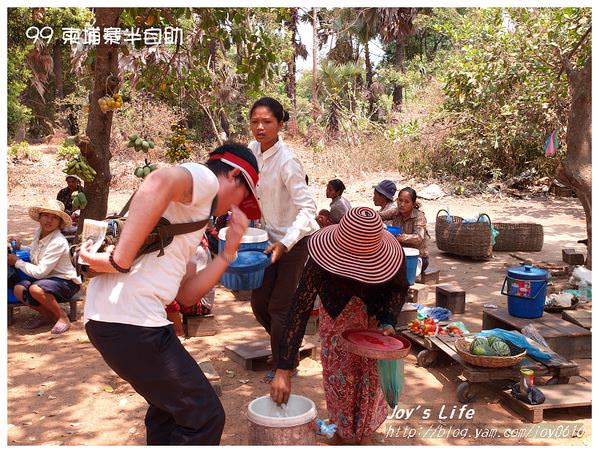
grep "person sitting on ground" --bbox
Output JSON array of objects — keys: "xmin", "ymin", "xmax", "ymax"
[
  {"xmin": 166, "ymin": 236, "xmax": 216, "ymax": 337},
  {"xmin": 373, "ymin": 179, "xmax": 397, "ymax": 226},
  {"xmin": 7, "ymin": 199, "xmax": 82, "ymax": 334},
  {"xmin": 381, "ymin": 186, "xmax": 430, "ymax": 272},
  {"xmin": 271, "ymin": 207, "xmax": 409, "ymax": 445},
  {"xmin": 57, "ymin": 175, "xmax": 83, "ymax": 215},
  {"xmin": 316, "ymin": 179, "xmax": 352, "ymax": 228}
]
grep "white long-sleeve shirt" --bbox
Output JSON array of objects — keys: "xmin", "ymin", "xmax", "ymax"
[
  {"xmin": 15, "ymin": 227, "xmax": 81, "ymax": 284},
  {"xmin": 248, "ymin": 138, "xmax": 319, "ymax": 250}
]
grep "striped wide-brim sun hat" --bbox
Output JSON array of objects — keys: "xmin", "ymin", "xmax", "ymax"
[{"xmin": 308, "ymin": 206, "xmax": 404, "ymax": 284}]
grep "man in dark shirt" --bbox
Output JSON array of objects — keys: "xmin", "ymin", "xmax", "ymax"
[{"xmin": 56, "ymin": 175, "xmax": 82, "ymax": 215}]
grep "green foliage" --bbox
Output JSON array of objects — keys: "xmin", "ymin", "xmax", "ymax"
[
  {"xmin": 56, "ymin": 142, "xmax": 80, "ymax": 160},
  {"xmin": 8, "ymin": 141, "xmax": 41, "ymax": 162},
  {"xmin": 8, "ymin": 48, "xmax": 32, "ymax": 140},
  {"xmin": 440, "ymin": 7, "xmax": 591, "ymax": 178},
  {"xmin": 385, "ymin": 119, "xmax": 419, "ymax": 140}
]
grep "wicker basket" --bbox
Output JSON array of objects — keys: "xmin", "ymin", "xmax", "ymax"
[
  {"xmin": 492, "ymin": 223, "xmax": 544, "ymax": 252},
  {"xmin": 435, "ymin": 210, "xmax": 493, "ymax": 259},
  {"xmin": 455, "ymin": 338, "xmax": 526, "ymax": 368}
]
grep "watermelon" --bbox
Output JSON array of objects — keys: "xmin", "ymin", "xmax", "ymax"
[
  {"xmin": 470, "ymin": 337, "xmax": 494, "ymax": 356},
  {"xmin": 489, "ymin": 339, "xmax": 511, "ymax": 356}
]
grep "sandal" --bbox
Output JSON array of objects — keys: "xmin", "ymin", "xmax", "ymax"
[
  {"xmin": 50, "ymin": 321, "xmax": 71, "ymax": 335},
  {"xmin": 23, "ymin": 316, "xmax": 52, "ymax": 330}
]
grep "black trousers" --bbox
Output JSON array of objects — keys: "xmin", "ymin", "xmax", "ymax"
[
  {"xmin": 250, "ymin": 236, "xmax": 310, "ymax": 367},
  {"xmin": 85, "ymin": 320, "xmax": 225, "ymax": 445}
]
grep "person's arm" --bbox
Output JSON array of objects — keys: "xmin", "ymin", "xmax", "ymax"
[
  {"xmin": 12, "ymin": 239, "xmax": 65, "ymax": 279},
  {"xmin": 175, "ymin": 206, "xmax": 248, "ymax": 306},
  {"xmin": 398, "ymin": 212, "xmax": 427, "ymax": 248},
  {"xmin": 79, "ymin": 166, "xmax": 194, "ymax": 273},
  {"xmin": 379, "ymin": 205, "xmax": 398, "ymax": 221},
  {"xmin": 271, "ymin": 259, "xmax": 321, "ymax": 404},
  {"xmin": 278, "ymin": 157, "xmax": 318, "ymax": 251}
]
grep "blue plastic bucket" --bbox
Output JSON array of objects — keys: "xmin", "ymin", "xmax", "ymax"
[
  {"xmin": 219, "ymin": 251, "xmax": 271, "ymax": 290},
  {"xmin": 8, "ymin": 249, "xmax": 30, "ymax": 303},
  {"xmin": 385, "ymin": 225, "xmax": 402, "ymax": 236},
  {"xmin": 501, "ymin": 265, "xmax": 547, "ymax": 318},
  {"xmin": 403, "ymin": 247, "xmax": 422, "ymax": 286},
  {"xmin": 218, "ymin": 227, "xmax": 269, "ymax": 253}
]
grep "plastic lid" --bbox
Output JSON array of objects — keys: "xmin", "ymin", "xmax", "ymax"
[
  {"xmin": 226, "ymin": 250, "xmax": 270, "ymax": 273},
  {"xmin": 218, "ymin": 226, "xmax": 268, "ymax": 243},
  {"xmin": 403, "ymin": 247, "xmax": 419, "ymax": 257},
  {"xmin": 507, "ymin": 265, "xmax": 547, "ymax": 281}
]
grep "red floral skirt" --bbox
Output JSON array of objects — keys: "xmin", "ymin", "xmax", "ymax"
[{"xmin": 318, "ymin": 296, "xmax": 388, "ymax": 442}]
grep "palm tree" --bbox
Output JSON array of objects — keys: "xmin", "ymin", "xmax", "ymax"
[
  {"xmin": 378, "ymin": 7, "xmax": 420, "ymax": 111},
  {"xmin": 282, "ymin": 7, "xmax": 307, "ymax": 136}
]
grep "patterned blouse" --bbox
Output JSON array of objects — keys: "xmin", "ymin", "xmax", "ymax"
[
  {"xmin": 378, "ymin": 201, "xmax": 396, "ymax": 226},
  {"xmin": 391, "ymin": 208, "xmax": 430, "ymax": 258},
  {"xmin": 277, "ymin": 258, "xmax": 408, "ymax": 369}
]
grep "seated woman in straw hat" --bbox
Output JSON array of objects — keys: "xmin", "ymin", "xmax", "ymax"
[
  {"xmin": 7, "ymin": 199, "xmax": 81, "ymax": 334},
  {"xmin": 270, "ymin": 206, "xmax": 409, "ymax": 445}
]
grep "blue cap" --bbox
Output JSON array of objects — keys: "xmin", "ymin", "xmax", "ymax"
[{"xmin": 373, "ymin": 180, "xmax": 397, "ymax": 201}]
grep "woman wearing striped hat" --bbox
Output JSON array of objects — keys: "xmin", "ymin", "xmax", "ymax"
[{"xmin": 270, "ymin": 206, "xmax": 409, "ymax": 444}]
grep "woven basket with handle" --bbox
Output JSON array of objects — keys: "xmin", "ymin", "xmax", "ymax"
[
  {"xmin": 435, "ymin": 209, "xmax": 493, "ymax": 259},
  {"xmin": 455, "ymin": 338, "xmax": 526, "ymax": 368},
  {"xmin": 492, "ymin": 222, "xmax": 544, "ymax": 252}
]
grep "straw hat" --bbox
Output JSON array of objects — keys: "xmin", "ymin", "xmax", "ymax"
[
  {"xmin": 308, "ymin": 206, "xmax": 404, "ymax": 284},
  {"xmin": 28, "ymin": 199, "xmax": 72, "ymax": 228}
]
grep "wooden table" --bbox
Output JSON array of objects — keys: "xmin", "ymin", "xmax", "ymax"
[
  {"xmin": 562, "ymin": 309, "xmax": 592, "ymax": 330},
  {"xmin": 423, "ymin": 334, "xmax": 579, "ymax": 404},
  {"xmin": 482, "ymin": 308, "xmax": 591, "ymax": 359},
  {"xmin": 500, "ymin": 382, "xmax": 591, "ymax": 423}
]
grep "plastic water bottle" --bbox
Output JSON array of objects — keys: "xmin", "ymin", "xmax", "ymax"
[{"xmin": 578, "ymin": 280, "xmax": 588, "ymax": 304}]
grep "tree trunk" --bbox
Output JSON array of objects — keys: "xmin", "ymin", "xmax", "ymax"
[
  {"xmin": 52, "ymin": 44, "xmax": 64, "ymax": 100},
  {"xmin": 364, "ymin": 40, "xmax": 374, "ymax": 117},
  {"xmin": 285, "ymin": 7, "xmax": 299, "ymax": 136},
  {"xmin": 392, "ymin": 35, "xmax": 406, "ymax": 111},
  {"xmin": 311, "ymin": 7, "xmax": 320, "ymax": 122},
  {"xmin": 556, "ymin": 55, "xmax": 592, "ymax": 269},
  {"xmin": 78, "ymin": 8, "xmax": 122, "ymax": 232}
]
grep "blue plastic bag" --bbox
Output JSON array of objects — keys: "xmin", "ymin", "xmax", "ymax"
[
  {"xmin": 414, "ymin": 304, "xmax": 452, "ymax": 322},
  {"xmin": 478, "ymin": 328, "xmax": 552, "ymax": 363}
]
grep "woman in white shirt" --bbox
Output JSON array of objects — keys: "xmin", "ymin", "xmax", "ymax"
[
  {"xmin": 248, "ymin": 97, "xmax": 319, "ymax": 383},
  {"xmin": 8, "ymin": 199, "xmax": 81, "ymax": 334}
]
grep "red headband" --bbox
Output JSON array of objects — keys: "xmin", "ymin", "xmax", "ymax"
[{"xmin": 208, "ymin": 152, "xmax": 259, "ymax": 186}]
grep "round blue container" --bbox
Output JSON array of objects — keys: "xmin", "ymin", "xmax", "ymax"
[
  {"xmin": 219, "ymin": 251, "xmax": 271, "ymax": 290},
  {"xmin": 218, "ymin": 227, "xmax": 268, "ymax": 254},
  {"xmin": 385, "ymin": 225, "xmax": 401, "ymax": 236},
  {"xmin": 8, "ymin": 249, "xmax": 31, "ymax": 303},
  {"xmin": 403, "ymin": 247, "xmax": 421, "ymax": 286},
  {"xmin": 501, "ymin": 265, "xmax": 547, "ymax": 318}
]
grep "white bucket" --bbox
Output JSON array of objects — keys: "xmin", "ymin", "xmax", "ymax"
[
  {"xmin": 247, "ymin": 394, "xmax": 317, "ymax": 445},
  {"xmin": 218, "ymin": 226, "xmax": 268, "ymax": 244}
]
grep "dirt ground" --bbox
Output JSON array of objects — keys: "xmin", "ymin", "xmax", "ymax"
[{"xmin": 5, "ymin": 142, "xmax": 592, "ymax": 446}]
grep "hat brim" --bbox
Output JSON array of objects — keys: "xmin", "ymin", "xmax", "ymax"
[
  {"xmin": 308, "ymin": 225, "xmax": 404, "ymax": 284},
  {"xmin": 29, "ymin": 207, "xmax": 72, "ymax": 228},
  {"xmin": 373, "ymin": 186, "xmax": 394, "ymax": 201},
  {"xmin": 237, "ymin": 168, "xmax": 261, "ymax": 220}
]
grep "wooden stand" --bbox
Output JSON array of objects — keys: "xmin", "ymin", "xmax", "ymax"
[
  {"xmin": 436, "ymin": 284, "xmax": 466, "ymax": 314},
  {"xmin": 425, "ymin": 333, "xmax": 579, "ymax": 404},
  {"xmin": 8, "ymin": 289, "xmax": 83, "ymax": 326},
  {"xmin": 417, "ymin": 267, "xmax": 440, "ymax": 285},
  {"xmin": 408, "ymin": 283, "xmax": 430, "ymax": 304},
  {"xmin": 482, "ymin": 308, "xmax": 591, "ymax": 359},
  {"xmin": 225, "ymin": 339, "xmax": 317, "ymax": 371},
  {"xmin": 562, "ymin": 310, "xmax": 592, "ymax": 330},
  {"xmin": 500, "ymin": 382, "xmax": 591, "ymax": 423},
  {"xmin": 562, "ymin": 248, "xmax": 585, "ymax": 265}
]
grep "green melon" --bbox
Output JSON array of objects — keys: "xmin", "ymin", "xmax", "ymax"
[{"xmin": 489, "ymin": 340, "xmax": 511, "ymax": 356}]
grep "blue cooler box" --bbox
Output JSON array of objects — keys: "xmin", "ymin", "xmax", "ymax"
[
  {"xmin": 501, "ymin": 265, "xmax": 547, "ymax": 318},
  {"xmin": 219, "ymin": 251, "xmax": 271, "ymax": 291},
  {"xmin": 8, "ymin": 249, "xmax": 31, "ymax": 303}
]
